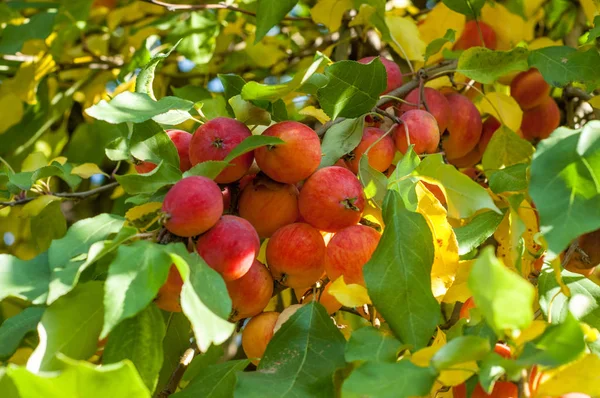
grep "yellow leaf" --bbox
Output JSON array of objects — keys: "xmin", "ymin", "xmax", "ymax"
[
  {"xmin": 245, "ymin": 38, "xmax": 287, "ymax": 69},
  {"xmin": 580, "ymin": 0, "xmax": 600, "ymax": 23},
  {"xmin": 71, "ymin": 163, "xmax": 108, "ymax": 179},
  {"xmin": 21, "ymin": 152, "xmax": 48, "ymax": 172},
  {"xmin": 589, "ymin": 96, "xmax": 600, "ymax": 110},
  {"xmin": 385, "ymin": 15, "xmax": 426, "ymax": 62},
  {"xmin": 481, "ymin": 3, "xmax": 539, "ymax": 50},
  {"xmin": 328, "ymin": 276, "xmax": 372, "ymax": 307},
  {"xmin": 528, "ymin": 37, "xmax": 563, "ymax": 50},
  {"xmin": 22, "ymin": 196, "xmax": 62, "ymax": 218},
  {"xmin": 442, "ymin": 260, "xmax": 474, "ymax": 303},
  {"xmin": 2, "ymin": 54, "xmax": 56, "ymax": 105},
  {"xmin": 125, "ymin": 202, "xmax": 162, "ymax": 231},
  {"xmin": 299, "ymin": 106, "xmax": 331, "ymax": 124},
  {"xmin": 0, "ymin": 92, "xmax": 23, "ymax": 134},
  {"xmin": 418, "ymin": 2, "xmax": 465, "ymax": 64},
  {"xmin": 109, "ymin": 185, "xmax": 125, "ymax": 200},
  {"xmin": 536, "ymin": 354, "xmax": 600, "ymax": 396},
  {"xmin": 415, "ymin": 182, "xmax": 460, "ymax": 302},
  {"xmin": 349, "ymin": 4, "xmax": 377, "ymax": 29},
  {"xmin": 479, "ymin": 92, "xmax": 523, "ymax": 133},
  {"xmin": 310, "ymin": 0, "xmax": 353, "ymax": 32},
  {"xmin": 50, "ymin": 157, "xmax": 67, "ymax": 165},
  {"xmin": 514, "ymin": 320, "xmax": 547, "ymax": 349}
]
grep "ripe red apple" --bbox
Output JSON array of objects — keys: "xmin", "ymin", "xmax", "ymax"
[
  {"xmin": 453, "ymin": 20, "xmax": 498, "ymax": 50},
  {"xmin": 358, "ymin": 56, "xmax": 403, "ymax": 94},
  {"xmin": 325, "ymin": 225, "xmax": 381, "ymax": 286},
  {"xmin": 478, "ymin": 116, "xmax": 501, "ymax": 154},
  {"xmin": 242, "ymin": 311, "xmax": 280, "ymax": 365},
  {"xmin": 226, "ymin": 259, "xmax": 273, "ymax": 321},
  {"xmin": 136, "ymin": 129, "xmax": 193, "ymax": 173},
  {"xmin": 453, "ymin": 381, "xmax": 518, "ymax": 398},
  {"xmin": 266, "ymin": 223, "xmax": 326, "ymax": 289},
  {"xmin": 394, "ymin": 109, "xmax": 440, "ymax": 154},
  {"xmin": 298, "ymin": 166, "xmax": 366, "ymax": 232},
  {"xmin": 238, "ymin": 174, "xmax": 299, "ymax": 238},
  {"xmin": 398, "ymin": 87, "xmax": 451, "ymax": 133},
  {"xmin": 459, "ymin": 296, "xmax": 476, "ymax": 319},
  {"xmin": 189, "ymin": 117, "xmax": 253, "ymax": 183},
  {"xmin": 510, "ymin": 69, "xmax": 551, "ymax": 110},
  {"xmin": 520, "ymin": 97, "xmax": 560, "ymax": 141},
  {"xmin": 196, "ymin": 215, "xmax": 260, "ymax": 281},
  {"xmin": 345, "ymin": 127, "xmax": 395, "ymax": 174},
  {"xmin": 254, "ymin": 121, "xmax": 321, "ymax": 184},
  {"xmin": 494, "ymin": 343, "xmax": 511, "ymax": 359},
  {"xmin": 443, "ymin": 93, "xmax": 483, "ymax": 160},
  {"xmin": 293, "ymin": 282, "xmax": 342, "ymax": 315},
  {"xmin": 162, "ymin": 176, "xmax": 223, "ymax": 237},
  {"xmin": 447, "ymin": 147, "xmax": 483, "ymax": 168},
  {"xmin": 155, "ymin": 265, "xmax": 183, "ymax": 312}
]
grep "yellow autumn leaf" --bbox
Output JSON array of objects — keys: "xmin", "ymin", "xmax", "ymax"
[
  {"xmin": 22, "ymin": 195, "xmax": 62, "ymax": 218},
  {"xmin": 349, "ymin": 4, "xmax": 377, "ymax": 30},
  {"xmin": 310, "ymin": 0, "xmax": 353, "ymax": 32},
  {"xmin": 328, "ymin": 276, "xmax": 372, "ymax": 307},
  {"xmin": 2, "ymin": 54, "xmax": 56, "ymax": 105},
  {"xmin": 514, "ymin": 320, "xmax": 547, "ymax": 349},
  {"xmin": 50, "ymin": 156, "xmax": 68, "ymax": 165},
  {"xmin": 385, "ymin": 15, "xmax": 426, "ymax": 62},
  {"xmin": 246, "ymin": 38, "xmax": 287, "ymax": 69},
  {"xmin": 71, "ymin": 163, "xmax": 108, "ymax": 179},
  {"xmin": 588, "ymin": 96, "xmax": 600, "ymax": 109},
  {"xmin": 479, "ymin": 92, "xmax": 523, "ymax": 133},
  {"xmin": 580, "ymin": 0, "xmax": 600, "ymax": 23},
  {"xmin": 442, "ymin": 260, "xmax": 474, "ymax": 303},
  {"xmin": 418, "ymin": 2, "xmax": 465, "ymax": 64},
  {"xmin": 110, "ymin": 184, "xmax": 125, "ymax": 200},
  {"xmin": 481, "ymin": 3, "xmax": 540, "ymax": 50},
  {"xmin": 415, "ymin": 182, "xmax": 460, "ymax": 302},
  {"xmin": 125, "ymin": 202, "xmax": 162, "ymax": 231},
  {"xmin": 299, "ymin": 106, "xmax": 331, "ymax": 124},
  {"xmin": 0, "ymin": 92, "xmax": 24, "ymax": 134},
  {"xmin": 535, "ymin": 354, "xmax": 600, "ymax": 396},
  {"xmin": 528, "ymin": 37, "xmax": 563, "ymax": 50}
]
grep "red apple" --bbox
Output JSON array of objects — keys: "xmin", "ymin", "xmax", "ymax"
[
  {"xmin": 293, "ymin": 282, "xmax": 342, "ymax": 315},
  {"xmin": 394, "ymin": 109, "xmax": 440, "ymax": 154},
  {"xmin": 358, "ymin": 56, "xmax": 403, "ymax": 94},
  {"xmin": 136, "ymin": 129, "xmax": 193, "ymax": 173},
  {"xmin": 345, "ymin": 127, "xmax": 395, "ymax": 174},
  {"xmin": 242, "ymin": 311, "xmax": 280, "ymax": 365},
  {"xmin": 155, "ymin": 265, "xmax": 183, "ymax": 312},
  {"xmin": 443, "ymin": 93, "xmax": 483, "ymax": 160},
  {"xmin": 453, "ymin": 20, "xmax": 498, "ymax": 50},
  {"xmin": 226, "ymin": 259, "xmax": 273, "ymax": 321},
  {"xmin": 398, "ymin": 87, "xmax": 451, "ymax": 133}
]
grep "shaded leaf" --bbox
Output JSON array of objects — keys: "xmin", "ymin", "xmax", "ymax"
[
  {"xmin": 457, "ymin": 47, "xmax": 529, "ymax": 84},
  {"xmin": 454, "ymin": 210, "xmax": 506, "ymax": 256},
  {"xmin": 0, "ymin": 307, "xmax": 44, "ymax": 361},
  {"xmin": 174, "ymin": 360, "xmax": 249, "ymax": 398},
  {"xmin": 345, "ymin": 326, "xmax": 402, "ymax": 363}
]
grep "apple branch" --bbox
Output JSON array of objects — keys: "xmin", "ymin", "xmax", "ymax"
[{"xmin": 0, "ymin": 182, "xmax": 120, "ymax": 208}]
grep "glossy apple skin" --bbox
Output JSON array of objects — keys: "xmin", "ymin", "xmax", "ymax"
[
  {"xmin": 226, "ymin": 259, "xmax": 273, "ymax": 321},
  {"xmin": 136, "ymin": 129, "xmax": 193, "ymax": 173},
  {"xmin": 478, "ymin": 116, "xmax": 501, "ymax": 154},
  {"xmin": 447, "ymin": 146, "xmax": 483, "ymax": 168},
  {"xmin": 453, "ymin": 381, "xmax": 518, "ymax": 398},
  {"xmin": 520, "ymin": 97, "xmax": 560, "ymax": 141},
  {"xmin": 189, "ymin": 117, "xmax": 253, "ymax": 183},
  {"xmin": 494, "ymin": 343, "xmax": 511, "ymax": 359},
  {"xmin": 196, "ymin": 215, "xmax": 260, "ymax": 281},
  {"xmin": 510, "ymin": 69, "xmax": 551, "ymax": 110},
  {"xmin": 238, "ymin": 175, "xmax": 299, "ymax": 238},
  {"xmin": 298, "ymin": 166, "xmax": 366, "ymax": 232},
  {"xmin": 459, "ymin": 296, "xmax": 476, "ymax": 319},
  {"xmin": 266, "ymin": 223, "xmax": 326, "ymax": 289},
  {"xmin": 443, "ymin": 93, "xmax": 483, "ymax": 160},
  {"xmin": 294, "ymin": 282, "xmax": 342, "ymax": 315},
  {"xmin": 325, "ymin": 225, "xmax": 381, "ymax": 286},
  {"xmin": 162, "ymin": 176, "xmax": 223, "ymax": 237},
  {"xmin": 345, "ymin": 127, "xmax": 395, "ymax": 174},
  {"xmin": 358, "ymin": 56, "xmax": 403, "ymax": 94},
  {"xmin": 394, "ymin": 109, "xmax": 440, "ymax": 154},
  {"xmin": 398, "ymin": 87, "xmax": 451, "ymax": 133},
  {"xmin": 453, "ymin": 20, "xmax": 498, "ymax": 50},
  {"xmin": 254, "ymin": 121, "xmax": 321, "ymax": 184},
  {"xmin": 242, "ymin": 311, "xmax": 280, "ymax": 365},
  {"xmin": 155, "ymin": 265, "xmax": 183, "ymax": 312}
]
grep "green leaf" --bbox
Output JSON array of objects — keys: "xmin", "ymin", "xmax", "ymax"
[
  {"xmin": 0, "ymin": 253, "xmax": 49, "ymax": 305},
  {"xmin": 116, "ymin": 161, "xmax": 182, "ymax": 195},
  {"xmin": 454, "ymin": 210, "xmax": 506, "ymax": 256},
  {"xmin": 528, "ymin": 47, "xmax": 600, "ymax": 88},
  {"xmin": 167, "ymin": 12, "xmax": 219, "ymax": 65},
  {"xmin": 101, "ymin": 241, "xmax": 173, "ymax": 339},
  {"xmin": 0, "ymin": 307, "xmax": 45, "ymax": 361},
  {"xmin": 387, "ymin": 148, "xmax": 421, "ymax": 209},
  {"xmin": 218, "ymin": 74, "xmax": 247, "ymax": 103},
  {"xmin": 235, "ymin": 302, "xmax": 346, "ymax": 398},
  {"xmin": 489, "ymin": 163, "xmax": 529, "ymax": 194},
  {"xmin": 417, "ymin": 155, "xmax": 501, "ymax": 219},
  {"xmin": 364, "ymin": 190, "xmax": 439, "ymax": 349},
  {"xmin": 173, "ymin": 360, "xmax": 249, "ymax": 398},
  {"xmin": 182, "ymin": 344, "xmax": 224, "ymax": 383},
  {"xmin": 358, "ymin": 154, "xmax": 388, "ymax": 208},
  {"xmin": 319, "ymin": 117, "xmax": 365, "ymax": 168},
  {"xmin": 468, "ymin": 247, "xmax": 535, "ymax": 337},
  {"xmin": 167, "ymin": 245, "xmax": 235, "ymax": 352},
  {"xmin": 586, "ymin": 16, "xmax": 600, "ymax": 44},
  {"xmin": 171, "ymin": 85, "xmax": 212, "ymax": 104},
  {"xmin": 8, "ymin": 355, "xmax": 150, "ymax": 397},
  {"xmin": 22, "ymin": 195, "xmax": 66, "ymax": 252},
  {"xmin": 345, "ymin": 326, "xmax": 403, "ymax": 363},
  {"xmin": 255, "ymin": 0, "xmax": 298, "ymax": 43},
  {"xmin": 442, "ymin": 0, "xmax": 485, "ymax": 18},
  {"xmin": 431, "ymin": 336, "xmax": 491, "ymax": 370},
  {"xmin": 424, "ymin": 29, "xmax": 456, "ymax": 62},
  {"xmin": 317, "ymin": 59, "xmax": 387, "ymax": 120},
  {"xmin": 135, "ymin": 41, "xmax": 180, "ymax": 100},
  {"xmin": 228, "ymin": 95, "xmax": 272, "ymax": 126},
  {"xmin": 457, "ymin": 47, "xmax": 529, "ymax": 84},
  {"xmin": 119, "ymin": 40, "xmax": 152, "ymax": 82},
  {"xmin": 130, "ymin": 120, "xmax": 180, "ymax": 169},
  {"xmin": 0, "ymin": 11, "xmax": 56, "ymax": 54},
  {"xmin": 482, "ymin": 126, "xmax": 534, "ymax": 172},
  {"xmin": 183, "ymin": 161, "xmax": 230, "ymax": 179},
  {"xmin": 156, "ymin": 313, "xmax": 192, "ymax": 393},
  {"xmin": 529, "ymin": 123, "xmax": 600, "ymax": 259},
  {"xmin": 27, "ymin": 282, "xmax": 104, "ymax": 372},
  {"xmin": 85, "ymin": 92, "xmax": 194, "ymax": 125},
  {"xmin": 341, "ymin": 360, "xmax": 437, "ymax": 398},
  {"xmin": 103, "ymin": 304, "xmax": 165, "ymax": 392}
]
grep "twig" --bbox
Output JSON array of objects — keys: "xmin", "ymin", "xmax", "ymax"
[
  {"xmin": 141, "ymin": 0, "xmax": 312, "ymax": 20},
  {"xmin": 0, "ymin": 182, "xmax": 119, "ymax": 207},
  {"xmin": 156, "ymin": 344, "xmax": 198, "ymax": 397}
]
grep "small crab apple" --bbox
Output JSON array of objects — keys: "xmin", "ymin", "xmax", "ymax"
[
  {"xmin": 358, "ymin": 56, "xmax": 403, "ymax": 94},
  {"xmin": 325, "ymin": 225, "xmax": 381, "ymax": 286},
  {"xmin": 196, "ymin": 215, "xmax": 260, "ymax": 281},
  {"xmin": 345, "ymin": 127, "xmax": 395, "ymax": 174},
  {"xmin": 459, "ymin": 296, "xmax": 476, "ymax": 319},
  {"xmin": 226, "ymin": 259, "xmax": 273, "ymax": 321},
  {"xmin": 242, "ymin": 311, "xmax": 280, "ymax": 365},
  {"xmin": 394, "ymin": 109, "xmax": 440, "ymax": 154},
  {"xmin": 478, "ymin": 116, "xmax": 501, "ymax": 154},
  {"xmin": 238, "ymin": 174, "xmax": 299, "ymax": 238},
  {"xmin": 510, "ymin": 68, "xmax": 551, "ymax": 110},
  {"xmin": 188, "ymin": 117, "xmax": 253, "ymax": 183},
  {"xmin": 443, "ymin": 93, "xmax": 483, "ymax": 160},
  {"xmin": 398, "ymin": 87, "xmax": 451, "ymax": 133},
  {"xmin": 453, "ymin": 20, "xmax": 498, "ymax": 50},
  {"xmin": 266, "ymin": 223, "xmax": 326, "ymax": 289},
  {"xmin": 293, "ymin": 282, "xmax": 342, "ymax": 315},
  {"xmin": 155, "ymin": 265, "xmax": 183, "ymax": 312},
  {"xmin": 520, "ymin": 97, "xmax": 560, "ymax": 141},
  {"xmin": 298, "ymin": 166, "xmax": 366, "ymax": 232},
  {"xmin": 162, "ymin": 176, "xmax": 223, "ymax": 237},
  {"xmin": 254, "ymin": 121, "xmax": 321, "ymax": 184},
  {"xmin": 135, "ymin": 129, "xmax": 193, "ymax": 173},
  {"xmin": 453, "ymin": 381, "xmax": 518, "ymax": 398}
]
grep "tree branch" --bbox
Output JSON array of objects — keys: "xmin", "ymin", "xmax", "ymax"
[
  {"xmin": 141, "ymin": 0, "xmax": 312, "ymax": 21},
  {"xmin": 0, "ymin": 182, "xmax": 119, "ymax": 207},
  {"xmin": 156, "ymin": 344, "xmax": 198, "ymax": 398}
]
